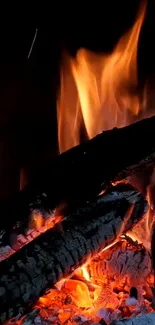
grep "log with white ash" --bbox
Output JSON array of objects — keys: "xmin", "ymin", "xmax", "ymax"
[{"xmin": 2, "ymin": 117, "xmax": 155, "ymax": 324}]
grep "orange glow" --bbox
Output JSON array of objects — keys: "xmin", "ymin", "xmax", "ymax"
[
  {"xmin": 145, "ymin": 207, "xmax": 153, "ymax": 238},
  {"xmin": 29, "ymin": 237, "xmax": 153, "ymax": 324},
  {"xmin": 57, "ymin": 0, "xmax": 147, "ymax": 153},
  {"xmin": 29, "ymin": 212, "xmax": 63, "ymax": 232},
  {"xmin": 126, "ymin": 210, "xmax": 153, "ymax": 252},
  {"xmin": 30, "ymin": 212, "xmax": 44, "ymax": 230},
  {"xmin": 0, "ymin": 213, "xmax": 63, "ymax": 263},
  {"xmin": 63, "ymin": 279, "xmax": 92, "ymax": 308},
  {"xmin": 80, "ymin": 264, "xmax": 90, "ymax": 281},
  {"xmin": 20, "ymin": 168, "xmax": 28, "ymax": 190},
  {"xmin": 6, "ymin": 2, "xmax": 155, "ymax": 323}
]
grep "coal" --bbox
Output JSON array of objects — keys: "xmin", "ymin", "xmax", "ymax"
[{"xmin": 0, "ymin": 184, "xmax": 147, "ymax": 323}]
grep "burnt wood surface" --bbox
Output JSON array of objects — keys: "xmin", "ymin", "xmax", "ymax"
[
  {"xmin": 86, "ymin": 238, "xmax": 152, "ymax": 289},
  {"xmin": 0, "ymin": 184, "xmax": 146, "ymax": 254},
  {"xmin": 0, "ymin": 184, "xmax": 147, "ymax": 323},
  {"xmin": 1, "ymin": 115, "xmax": 155, "ymax": 238}
]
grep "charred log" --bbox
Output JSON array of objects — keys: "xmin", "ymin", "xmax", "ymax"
[
  {"xmin": 86, "ymin": 238, "xmax": 152, "ymax": 290},
  {"xmin": 72, "ymin": 237, "xmax": 152, "ymax": 312},
  {"xmin": 1, "ymin": 115, "xmax": 155, "ymax": 236},
  {"xmin": 0, "ymin": 183, "xmax": 146, "ymax": 252},
  {"xmin": 0, "ymin": 185, "xmax": 147, "ymax": 323}
]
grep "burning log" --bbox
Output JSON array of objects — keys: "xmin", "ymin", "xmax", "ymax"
[
  {"xmin": 86, "ymin": 237, "xmax": 152, "ymax": 291},
  {"xmin": 109, "ymin": 312, "xmax": 155, "ymax": 324},
  {"xmin": 0, "ymin": 184, "xmax": 147, "ymax": 323},
  {"xmin": 1, "ymin": 115, "xmax": 155, "ymax": 238},
  {"xmin": 72, "ymin": 237, "xmax": 153, "ymax": 314}
]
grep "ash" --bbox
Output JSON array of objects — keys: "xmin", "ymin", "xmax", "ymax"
[{"xmin": 9, "ymin": 238, "xmax": 155, "ymax": 325}]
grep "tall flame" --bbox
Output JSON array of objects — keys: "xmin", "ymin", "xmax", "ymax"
[{"xmin": 57, "ymin": 0, "xmax": 147, "ymax": 153}]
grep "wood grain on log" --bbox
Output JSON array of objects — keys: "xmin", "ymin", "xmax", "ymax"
[
  {"xmin": 0, "ymin": 182, "xmax": 146, "ymax": 251},
  {"xmin": 87, "ymin": 239, "xmax": 152, "ymax": 289},
  {"xmin": 0, "ymin": 185, "xmax": 147, "ymax": 323},
  {"xmin": 73, "ymin": 238, "xmax": 152, "ymax": 311},
  {"xmin": 1, "ymin": 115, "xmax": 155, "ymax": 237}
]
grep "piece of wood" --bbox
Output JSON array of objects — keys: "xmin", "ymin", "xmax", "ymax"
[
  {"xmin": 109, "ymin": 312, "xmax": 155, "ymax": 324},
  {"xmin": 0, "ymin": 184, "xmax": 147, "ymax": 323},
  {"xmin": 86, "ymin": 238, "xmax": 152, "ymax": 289},
  {"xmin": 74, "ymin": 237, "xmax": 152, "ymax": 312},
  {"xmin": 0, "ymin": 184, "xmax": 146, "ymax": 254},
  {"xmin": 1, "ymin": 115, "xmax": 155, "ymax": 237}
]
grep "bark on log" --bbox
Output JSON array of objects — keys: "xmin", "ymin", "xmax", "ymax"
[
  {"xmin": 109, "ymin": 312, "xmax": 155, "ymax": 324},
  {"xmin": 0, "ymin": 185, "xmax": 147, "ymax": 323},
  {"xmin": 1, "ymin": 115, "xmax": 155, "ymax": 237}
]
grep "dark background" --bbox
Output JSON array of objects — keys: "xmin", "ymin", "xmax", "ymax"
[{"xmin": 0, "ymin": 0, "xmax": 155, "ymax": 200}]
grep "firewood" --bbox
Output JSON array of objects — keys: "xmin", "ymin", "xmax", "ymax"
[
  {"xmin": 109, "ymin": 312, "xmax": 155, "ymax": 324},
  {"xmin": 0, "ymin": 184, "xmax": 146, "ymax": 256},
  {"xmin": 86, "ymin": 239, "xmax": 152, "ymax": 291},
  {"xmin": 72, "ymin": 238, "xmax": 152, "ymax": 313},
  {"xmin": 1, "ymin": 115, "xmax": 155, "ymax": 238},
  {"xmin": 0, "ymin": 180, "xmax": 146, "ymax": 251},
  {"xmin": 0, "ymin": 184, "xmax": 147, "ymax": 323}
]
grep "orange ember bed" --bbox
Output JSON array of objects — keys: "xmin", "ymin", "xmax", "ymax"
[{"xmin": 2, "ymin": 1, "xmax": 155, "ymax": 324}]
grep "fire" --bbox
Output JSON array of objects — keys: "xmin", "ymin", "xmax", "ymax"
[
  {"xmin": 30, "ymin": 212, "xmax": 44, "ymax": 230},
  {"xmin": 29, "ymin": 211, "xmax": 63, "ymax": 231},
  {"xmin": 57, "ymin": 0, "xmax": 147, "ymax": 153},
  {"xmin": 31, "ymin": 237, "xmax": 153, "ymax": 324},
  {"xmin": 0, "ymin": 212, "xmax": 63, "ymax": 262},
  {"xmin": 80, "ymin": 264, "xmax": 90, "ymax": 282},
  {"xmin": 5, "ymin": 2, "xmax": 155, "ymax": 324},
  {"xmin": 126, "ymin": 184, "xmax": 154, "ymax": 251}
]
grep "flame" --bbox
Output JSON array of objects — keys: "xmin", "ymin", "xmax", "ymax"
[
  {"xmin": 0, "ymin": 212, "xmax": 63, "ymax": 263},
  {"xmin": 80, "ymin": 264, "xmax": 90, "ymax": 281},
  {"xmin": 30, "ymin": 212, "xmax": 44, "ymax": 230},
  {"xmin": 8, "ymin": 231, "xmax": 153, "ymax": 325},
  {"xmin": 127, "ymin": 185, "xmax": 154, "ymax": 251},
  {"xmin": 63, "ymin": 279, "xmax": 92, "ymax": 308},
  {"xmin": 57, "ymin": 0, "xmax": 147, "ymax": 153},
  {"xmin": 5, "ymin": 3, "xmax": 155, "ymax": 323},
  {"xmin": 30, "ymin": 236, "xmax": 153, "ymax": 325}
]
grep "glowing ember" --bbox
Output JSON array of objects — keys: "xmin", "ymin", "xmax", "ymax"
[
  {"xmin": 25, "ymin": 237, "xmax": 153, "ymax": 325},
  {"xmin": 0, "ymin": 213, "xmax": 63, "ymax": 262},
  {"xmin": 5, "ymin": 220, "xmax": 154, "ymax": 325},
  {"xmin": 29, "ymin": 212, "xmax": 45, "ymax": 230},
  {"xmin": 4, "ymin": 1, "xmax": 155, "ymax": 324},
  {"xmin": 29, "ymin": 211, "xmax": 63, "ymax": 231}
]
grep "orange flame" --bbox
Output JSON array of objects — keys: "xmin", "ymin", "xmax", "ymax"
[
  {"xmin": 63, "ymin": 279, "xmax": 92, "ymax": 308},
  {"xmin": 57, "ymin": 0, "xmax": 147, "ymax": 153},
  {"xmin": 127, "ymin": 185, "xmax": 154, "ymax": 251},
  {"xmin": 30, "ymin": 212, "xmax": 44, "ymax": 230}
]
